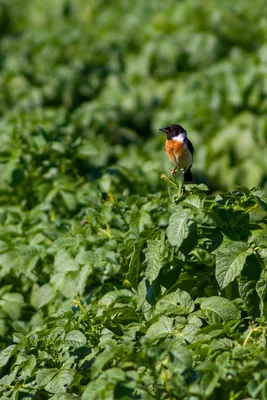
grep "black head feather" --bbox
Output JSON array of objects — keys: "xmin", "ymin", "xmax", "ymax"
[{"xmin": 159, "ymin": 124, "xmax": 187, "ymax": 140}]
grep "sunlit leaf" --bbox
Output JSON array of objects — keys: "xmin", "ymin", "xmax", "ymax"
[
  {"xmin": 167, "ymin": 209, "xmax": 192, "ymax": 248},
  {"xmin": 215, "ymin": 242, "xmax": 252, "ymax": 289}
]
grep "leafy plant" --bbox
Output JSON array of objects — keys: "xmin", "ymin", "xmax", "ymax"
[
  {"xmin": 0, "ymin": 178, "xmax": 267, "ymax": 399},
  {"xmin": 0, "ymin": 0, "xmax": 267, "ymax": 399}
]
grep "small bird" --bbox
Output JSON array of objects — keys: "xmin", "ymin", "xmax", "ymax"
[{"xmin": 159, "ymin": 124, "xmax": 194, "ymax": 183}]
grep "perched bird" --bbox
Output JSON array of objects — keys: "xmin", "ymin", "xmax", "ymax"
[{"xmin": 160, "ymin": 124, "xmax": 194, "ymax": 183}]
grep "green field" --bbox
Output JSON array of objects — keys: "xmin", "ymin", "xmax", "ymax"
[{"xmin": 0, "ymin": 1, "xmax": 267, "ymax": 399}]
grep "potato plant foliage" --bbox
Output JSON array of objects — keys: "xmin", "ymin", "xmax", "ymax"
[{"xmin": 0, "ymin": 0, "xmax": 267, "ymax": 399}]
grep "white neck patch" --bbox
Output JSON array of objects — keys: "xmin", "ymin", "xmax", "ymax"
[{"xmin": 172, "ymin": 132, "xmax": 187, "ymax": 142}]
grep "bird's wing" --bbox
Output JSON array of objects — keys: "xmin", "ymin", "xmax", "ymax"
[{"xmin": 186, "ymin": 138, "xmax": 194, "ymax": 155}]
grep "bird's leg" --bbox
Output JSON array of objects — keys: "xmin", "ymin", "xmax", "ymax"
[{"xmin": 171, "ymin": 167, "xmax": 177, "ymax": 176}]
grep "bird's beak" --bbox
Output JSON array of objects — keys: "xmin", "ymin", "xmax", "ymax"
[{"xmin": 159, "ymin": 128, "xmax": 165, "ymax": 132}]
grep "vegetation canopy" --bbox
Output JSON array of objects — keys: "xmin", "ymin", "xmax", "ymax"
[{"xmin": 0, "ymin": 0, "xmax": 267, "ymax": 399}]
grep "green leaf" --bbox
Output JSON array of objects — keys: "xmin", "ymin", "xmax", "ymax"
[
  {"xmin": 238, "ymin": 255, "xmax": 261, "ymax": 317},
  {"xmin": 0, "ymin": 3, "xmax": 267, "ymax": 399},
  {"xmin": 0, "ymin": 292, "xmax": 24, "ymax": 320},
  {"xmin": 126, "ymin": 240, "xmax": 145, "ymax": 289},
  {"xmin": 60, "ymin": 190, "xmax": 77, "ymax": 211},
  {"xmin": 50, "ymin": 394, "xmax": 79, "ymax": 400},
  {"xmin": 143, "ymin": 233, "xmax": 165, "ymax": 283},
  {"xmin": 99, "ymin": 289, "xmax": 133, "ymax": 308},
  {"xmin": 256, "ymin": 270, "xmax": 267, "ymax": 318},
  {"xmin": 234, "ymin": 186, "xmax": 250, "ymax": 197},
  {"xmin": 45, "ymin": 370, "xmax": 74, "ymax": 394},
  {"xmin": 198, "ymin": 296, "xmax": 241, "ymax": 322},
  {"xmin": 183, "ymin": 315, "xmax": 203, "ymax": 343},
  {"xmin": 54, "ymin": 250, "xmax": 78, "ymax": 273},
  {"xmin": 255, "ymin": 196, "xmax": 267, "ymax": 212},
  {"xmin": 81, "ymin": 376, "xmax": 109, "ymax": 400},
  {"xmin": 90, "ymin": 340, "xmax": 123, "ymax": 379},
  {"xmin": 199, "ymin": 370, "xmax": 219, "ymax": 397},
  {"xmin": 145, "ymin": 316, "xmax": 174, "ymax": 341},
  {"xmin": 65, "ymin": 330, "xmax": 87, "ymax": 348},
  {"xmin": 36, "ymin": 368, "xmax": 58, "ymax": 387},
  {"xmin": 31, "ymin": 283, "xmax": 54, "ymax": 309},
  {"xmin": 252, "ymin": 189, "xmax": 267, "ymax": 212},
  {"xmin": 215, "ymin": 241, "xmax": 252, "ymax": 289},
  {"xmin": 183, "ymin": 195, "xmax": 204, "ymax": 210},
  {"xmin": 249, "ymin": 228, "xmax": 267, "ymax": 247},
  {"xmin": 167, "ymin": 209, "xmax": 192, "ymax": 247},
  {"xmin": 169, "ymin": 343, "xmax": 193, "ymax": 371},
  {"xmin": 135, "ymin": 278, "xmax": 161, "ymax": 313},
  {"xmin": 19, "ymin": 354, "xmax": 36, "ymax": 379},
  {"xmin": 0, "ymin": 345, "xmax": 17, "ymax": 369},
  {"xmin": 0, "ymin": 250, "xmax": 20, "ymax": 277},
  {"xmin": 104, "ymin": 367, "xmax": 125, "ymax": 381},
  {"xmin": 155, "ymin": 288, "xmax": 194, "ymax": 316}
]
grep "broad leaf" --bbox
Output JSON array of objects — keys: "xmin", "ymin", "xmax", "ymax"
[
  {"xmin": 155, "ymin": 288, "xmax": 194, "ymax": 316},
  {"xmin": 65, "ymin": 330, "xmax": 87, "ymax": 348},
  {"xmin": 45, "ymin": 370, "xmax": 74, "ymax": 394},
  {"xmin": 143, "ymin": 233, "xmax": 165, "ymax": 283},
  {"xmin": 126, "ymin": 240, "xmax": 145, "ymax": 288},
  {"xmin": 145, "ymin": 316, "xmax": 174, "ymax": 341},
  {"xmin": 167, "ymin": 209, "xmax": 192, "ymax": 248},
  {"xmin": 198, "ymin": 296, "xmax": 241, "ymax": 322},
  {"xmin": 0, "ymin": 345, "xmax": 17, "ymax": 369},
  {"xmin": 215, "ymin": 241, "xmax": 252, "ymax": 289}
]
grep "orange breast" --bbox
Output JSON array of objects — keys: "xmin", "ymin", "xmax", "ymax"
[
  {"xmin": 165, "ymin": 140, "xmax": 184, "ymax": 164},
  {"xmin": 165, "ymin": 139, "xmax": 192, "ymax": 169}
]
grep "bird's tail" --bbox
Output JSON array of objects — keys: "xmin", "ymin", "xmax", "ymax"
[{"xmin": 183, "ymin": 167, "xmax": 194, "ymax": 183}]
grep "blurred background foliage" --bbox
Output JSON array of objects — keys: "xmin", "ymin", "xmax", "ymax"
[{"xmin": 0, "ymin": 0, "xmax": 267, "ymax": 210}]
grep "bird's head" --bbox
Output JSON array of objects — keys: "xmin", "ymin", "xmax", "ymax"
[{"xmin": 159, "ymin": 124, "xmax": 187, "ymax": 140}]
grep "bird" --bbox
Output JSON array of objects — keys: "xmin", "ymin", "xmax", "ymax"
[{"xmin": 159, "ymin": 124, "xmax": 194, "ymax": 183}]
